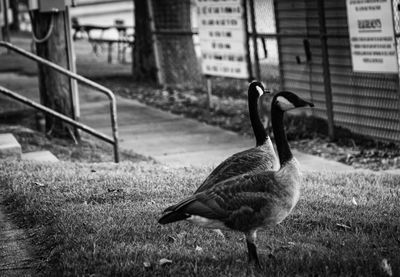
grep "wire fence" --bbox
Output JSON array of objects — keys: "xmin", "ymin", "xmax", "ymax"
[
  {"xmin": 2, "ymin": 0, "xmax": 399, "ymax": 142},
  {"xmin": 247, "ymin": 0, "xmax": 281, "ymax": 92},
  {"xmin": 147, "ymin": 0, "xmax": 400, "ymax": 143}
]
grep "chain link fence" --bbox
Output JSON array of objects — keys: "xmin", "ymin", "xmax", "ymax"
[
  {"xmin": 247, "ymin": 0, "xmax": 281, "ymax": 92},
  {"xmin": 148, "ymin": 0, "xmax": 399, "ymax": 142}
]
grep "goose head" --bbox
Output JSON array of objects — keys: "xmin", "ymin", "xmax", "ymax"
[
  {"xmin": 248, "ymin": 80, "xmax": 268, "ymax": 99},
  {"xmin": 272, "ymin": 91, "xmax": 314, "ymax": 112}
]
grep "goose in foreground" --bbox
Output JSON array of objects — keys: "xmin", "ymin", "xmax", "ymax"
[
  {"xmin": 195, "ymin": 81, "xmax": 279, "ymax": 193},
  {"xmin": 158, "ymin": 91, "xmax": 314, "ymax": 269}
]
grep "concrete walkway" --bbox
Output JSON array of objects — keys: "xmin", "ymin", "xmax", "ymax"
[
  {"xmin": 0, "ymin": 71, "xmax": 358, "ymax": 172},
  {"xmin": 80, "ymin": 96, "xmax": 355, "ymax": 172},
  {"xmin": 0, "ymin": 36, "xmax": 375, "ymax": 173}
]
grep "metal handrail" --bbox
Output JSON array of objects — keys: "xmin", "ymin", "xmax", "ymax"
[{"xmin": 0, "ymin": 41, "xmax": 119, "ymax": 162}]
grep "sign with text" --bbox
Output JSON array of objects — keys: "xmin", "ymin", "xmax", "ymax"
[
  {"xmin": 197, "ymin": 0, "xmax": 249, "ymax": 79},
  {"xmin": 346, "ymin": 0, "xmax": 398, "ymax": 73}
]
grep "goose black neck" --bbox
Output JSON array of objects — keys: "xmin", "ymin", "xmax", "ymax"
[
  {"xmin": 271, "ymin": 104, "xmax": 293, "ymax": 165},
  {"xmin": 248, "ymin": 93, "xmax": 267, "ymax": 146}
]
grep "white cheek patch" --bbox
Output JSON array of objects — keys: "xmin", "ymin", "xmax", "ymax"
[
  {"xmin": 256, "ymin": 86, "xmax": 264, "ymax": 96},
  {"xmin": 276, "ymin": 96, "xmax": 295, "ymax": 111}
]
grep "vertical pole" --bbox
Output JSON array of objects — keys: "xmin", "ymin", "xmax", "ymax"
[
  {"xmin": 0, "ymin": 0, "xmax": 2, "ymax": 42},
  {"xmin": 9, "ymin": 0, "xmax": 20, "ymax": 32},
  {"xmin": 249, "ymin": 0, "xmax": 260, "ymax": 81},
  {"xmin": 2, "ymin": 0, "xmax": 10, "ymax": 43},
  {"xmin": 146, "ymin": 0, "xmax": 164, "ymax": 85},
  {"xmin": 317, "ymin": 0, "xmax": 335, "ymax": 140},
  {"xmin": 206, "ymin": 75, "xmax": 212, "ymax": 109},
  {"xmin": 389, "ymin": 2, "xmax": 400, "ymax": 123},
  {"xmin": 64, "ymin": 5, "xmax": 80, "ymax": 141},
  {"xmin": 33, "ymin": 10, "xmax": 75, "ymax": 139},
  {"xmin": 108, "ymin": 42, "xmax": 113, "ymax": 63},
  {"xmin": 242, "ymin": 0, "xmax": 253, "ymax": 81},
  {"xmin": 0, "ymin": 1, "xmax": 3, "ymax": 42},
  {"xmin": 272, "ymin": 0, "xmax": 284, "ymax": 90},
  {"xmin": 109, "ymin": 98, "xmax": 120, "ymax": 163}
]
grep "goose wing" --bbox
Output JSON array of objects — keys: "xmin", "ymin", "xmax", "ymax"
[
  {"xmin": 160, "ymin": 172, "xmax": 290, "ymax": 231},
  {"xmin": 195, "ymin": 144, "xmax": 277, "ymax": 193}
]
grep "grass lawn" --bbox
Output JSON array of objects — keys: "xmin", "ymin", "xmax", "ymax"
[{"xmin": 1, "ymin": 160, "xmax": 399, "ymax": 276}]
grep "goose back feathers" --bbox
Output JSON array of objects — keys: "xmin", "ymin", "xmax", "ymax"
[
  {"xmin": 195, "ymin": 81, "xmax": 278, "ymax": 193},
  {"xmin": 159, "ymin": 162, "xmax": 301, "ymax": 231}
]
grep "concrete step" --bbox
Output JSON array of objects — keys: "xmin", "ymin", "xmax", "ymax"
[
  {"xmin": 1, "ymin": 133, "xmax": 59, "ymax": 163},
  {"xmin": 0, "ymin": 133, "xmax": 22, "ymax": 160},
  {"xmin": 21, "ymin": 151, "xmax": 59, "ymax": 162}
]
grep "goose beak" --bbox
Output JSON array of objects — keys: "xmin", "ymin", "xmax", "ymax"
[{"xmin": 249, "ymin": 80, "xmax": 270, "ymax": 95}]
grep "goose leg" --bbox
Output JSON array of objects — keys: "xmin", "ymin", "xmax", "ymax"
[
  {"xmin": 247, "ymin": 240, "xmax": 260, "ymax": 267},
  {"xmin": 245, "ymin": 230, "xmax": 261, "ymax": 269}
]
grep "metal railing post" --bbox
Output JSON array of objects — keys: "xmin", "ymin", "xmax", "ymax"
[
  {"xmin": 109, "ymin": 99, "xmax": 120, "ymax": 163},
  {"xmin": 147, "ymin": 0, "xmax": 164, "ymax": 85},
  {"xmin": 0, "ymin": 41, "xmax": 120, "ymax": 162},
  {"xmin": 242, "ymin": 0, "xmax": 253, "ymax": 81},
  {"xmin": 249, "ymin": 0, "xmax": 261, "ymax": 81},
  {"xmin": 317, "ymin": 0, "xmax": 335, "ymax": 141},
  {"xmin": 0, "ymin": 86, "xmax": 113, "ymax": 144}
]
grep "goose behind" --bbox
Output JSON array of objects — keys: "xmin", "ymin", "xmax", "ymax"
[
  {"xmin": 195, "ymin": 81, "xmax": 279, "ymax": 193},
  {"xmin": 158, "ymin": 91, "xmax": 314, "ymax": 269}
]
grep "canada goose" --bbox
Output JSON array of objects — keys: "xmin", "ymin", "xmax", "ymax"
[
  {"xmin": 195, "ymin": 81, "xmax": 279, "ymax": 193},
  {"xmin": 158, "ymin": 91, "xmax": 313, "ymax": 270}
]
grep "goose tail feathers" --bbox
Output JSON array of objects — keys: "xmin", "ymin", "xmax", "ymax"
[
  {"xmin": 158, "ymin": 196, "xmax": 196, "ymax": 224},
  {"xmin": 158, "ymin": 211, "xmax": 190, "ymax": 224}
]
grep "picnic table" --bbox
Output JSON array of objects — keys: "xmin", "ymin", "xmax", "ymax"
[{"xmin": 72, "ymin": 20, "xmax": 134, "ymax": 64}]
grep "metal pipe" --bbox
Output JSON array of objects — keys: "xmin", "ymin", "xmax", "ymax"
[
  {"xmin": 153, "ymin": 29, "xmax": 198, "ymax": 36},
  {"xmin": 0, "ymin": 86, "xmax": 114, "ymax": 144},
  {"xmin": 109, "ymin": 99, "xmax": 120, "ymax": 163},
  {"xmin": 64, "ymin": 6, "xmax": 80, "ymax": 141},
  {"xmin": 0, "ymin": 42, "xmax": 115, "ymax": 102},
  {"xmin": 74, "ymin": 0, "xmax": 130, "ymax": 7},
  {"xmin": 317, "ymin": 0, "xmax": 335, "ymax": 141},
  {"xmin": 249, "ymin": 32, "xmax": 349, "ymax": 39},
  {"xmin": 242, "ymin": 0, "xmax": 253, "ymax": 81},
  {"xmin": 273, "ymin": 0, "xmax": 284, "ymax": 91},
  {"xmin": 0, "ymin": 41, "xmax": 120, "ymax": 162},
  {"xmin": 249, "ymin": 0, "xmax": 260, "ymax": 80},
  {"xmin": 2, "ymin": 0, "xmax": 10, "ymax": 43},
  {"xmin": 147, "ymin": 0, "xmax": 164, "ymax": 85}
]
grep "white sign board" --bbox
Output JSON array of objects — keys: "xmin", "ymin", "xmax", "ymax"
[
  {"xmin": 197, "ymin": 0, "xmax": 249, "ymax": 79},
  {"xmin": 346, "ymin": 0, "xmax": 398, "ymax": 73}
]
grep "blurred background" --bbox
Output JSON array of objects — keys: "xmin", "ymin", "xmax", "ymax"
[{"xmin": 1, "ymin": 0, "xmax": 400, "ymax": 170}]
